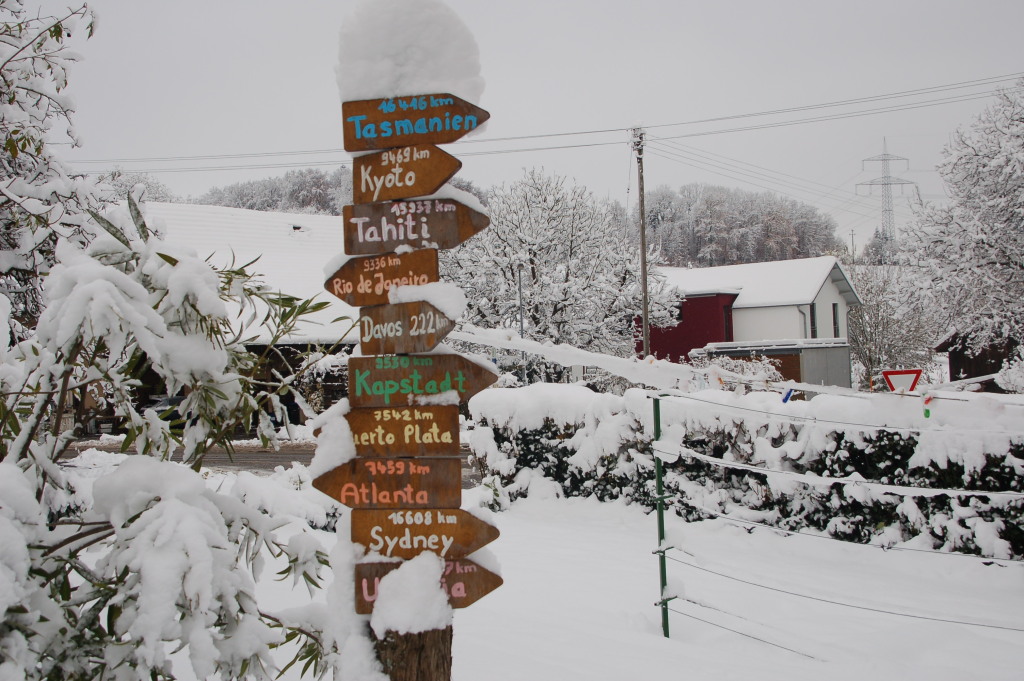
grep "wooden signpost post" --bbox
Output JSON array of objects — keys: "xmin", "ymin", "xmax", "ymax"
[{"xmin": 318, "ymin": 69, "xmax": 497, "ymax": 680}]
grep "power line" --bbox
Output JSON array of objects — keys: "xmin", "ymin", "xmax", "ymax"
[{"xmin": 666, "ymin": 606, "xmax": 820, "ymax": 659}]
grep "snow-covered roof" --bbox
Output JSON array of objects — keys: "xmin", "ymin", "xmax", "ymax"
[
  {"xmin": 138, "ymin": 202, "xmax": 358, "ymax": 345},
  {"xmin": 659, "ymin": 256, "xmax": 861, "ymax": 308}
]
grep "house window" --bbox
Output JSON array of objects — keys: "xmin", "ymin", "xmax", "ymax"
[
  {"xmin": 832, "ymin": 303, "xmax": 840, "ymax": 337},
  {"xmin": 809, "ymin": 303, "xmax": 818, "ymax": 339}
]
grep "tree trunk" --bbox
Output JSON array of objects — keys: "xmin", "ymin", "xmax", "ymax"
[{"xmin": 373, "ymin": 626, "xmax": 453, "ymax": 681}]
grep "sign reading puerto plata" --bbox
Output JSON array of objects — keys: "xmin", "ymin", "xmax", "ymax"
[
  {"xmin": 342, "ymin": 93, "xmax": 490, "ymax": 152},
  {"xmin": 312, "ymin": 456, "xmax": 462, "ymax": 510},
  {"xmin": 355, "ymin": 558, "xmax": 503, "ymax": 615},
  {"xmin": 343, "ymin": 198, "xmax": 490, "ymax": 255},
  {"xmin": 353, "ymin": 144, "xmax": 462, "ymax": 204},
  {"xmin": 324, "ymin": 249, "xmax": 439, "ymax": 308},
  {"xmin": 352, "ymin": 508, "xmax": 500, "ymax": 560},
  {"xmin": 359, "ymin": 301, "xmax": 455, "ymax": 356},
  {"xmin": 346, "ymin": 405, "xmax": 460, "ymax": 458},
  {"xmin": 347, "ymin": 353, "xmax": 499, "ymax": 409}
]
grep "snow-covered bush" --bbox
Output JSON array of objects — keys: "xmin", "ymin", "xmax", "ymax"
[{"xmin": 469, "ymin": 384, "xmax": 1024, "ymax": 559}]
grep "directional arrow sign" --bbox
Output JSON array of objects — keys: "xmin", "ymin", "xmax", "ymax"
[
  {"xmin": 343, "ymin": 93, "xmax": 490, "ymax": 152},
  {"xmin": 324, "ymin": 249, "xmax": 438, "ymax": 308},
  {"xmin": 347, "ymin": 405, "xmax": 460, "ymax": 458},
  {"xmin": 353, "ymin": 144, "xmax": 462, "ymax": 204},
  {"xmin": 312, "ymin": 457, "xmax": 461, "ymax": 510},
  {"xmin": 348, "ymin": 353, "xmax": 499, "ymax": 409},
  {"xmin": 355, "ymin": 558, "xmax": 503, "ymax": 614},
  {"xmin": 359, "ymin": 301, "xmax": 455, "ymax": 356},
  {"xmin": 352, "ymin": 508, "xmax": 500, "ymax": 560},
  {"xmin": 343, "ymin": 198, "xmax": 489, "ymax": 255}
]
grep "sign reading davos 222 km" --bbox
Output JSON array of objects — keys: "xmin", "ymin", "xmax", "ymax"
[{"xmin": 342, "ymin": 93, "xmax": 489, "ymax": 152}]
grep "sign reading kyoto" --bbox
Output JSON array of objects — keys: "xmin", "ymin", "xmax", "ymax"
[
  {"xmin": 353, "ymin": 144, "xmax": 462, "ymax": 204},
  {"xmin": 324, "ymin": 249, "xmax": 439, "ymax": 308},
  {"xmin": 312, "ymin": 457, "xmax": 462, "ymax": 510},
  {"xmin": 352, "ymin": 508, "xmax": 500, "ymax": 560},
  {"xmin": 343, "ymin": 198, "xmax": 490, "ymax": 255},
  {"xmin": 346, "ymin": 405, "xmax": 460, "ymax": 458},
  {"xmin": 359, "ymin": 301, "xmax": 455, "ymax": 356},
  {"xmin": 342, "ymin": 93, "xmax": 490, "ymax": 152},
  {"xmin": 348, "ymin": 353, "xmax": 499, "ymax": 409},
  {"xmin": 355, "ymin": 558, "xmax": 503, "ymax": 615}
]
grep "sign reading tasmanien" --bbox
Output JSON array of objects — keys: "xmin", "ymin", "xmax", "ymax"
[{"xmin": 342, "ymin": 93, "xmax": 490, "ymax": 152}]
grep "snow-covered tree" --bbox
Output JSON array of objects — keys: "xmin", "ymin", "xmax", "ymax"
[
  {"xmin": 198, "ymin": 167, "xmax": 353, "ymax": 215},
  {"xmin": 442, "ymin": 168, "xmax": 676, "ymax": 382},
  {"xmin": 0, "ymin": 1, "xmax": 102, "ymax": 340},
  {"xmin": 907, "ymin": 79, "xmax": 1024, "ymax": 387},
  {"xmin": 98, "ymin": 167, "xmax": 179, "ymax": 203}
]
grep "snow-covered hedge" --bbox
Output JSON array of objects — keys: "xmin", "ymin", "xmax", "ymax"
[{"xmin": 468, "ymin": 384, "xmax": 1024, "ymax": 559}]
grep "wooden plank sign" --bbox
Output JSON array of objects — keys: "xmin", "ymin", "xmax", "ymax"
[
  {"xmin": 313, "ymin": 457, "xmax": 461, "ymax": 509},
  {"xmin": 353, "ymin": 144, "xmax": 462, "ymax": 204},
  {"xmin": 352, "ymin": 508, "xmax": 499, "ymax": 560},
  {"xmin": 348, "ymin": 354, "xmax": 499, "ymax": 409},
  {"xmin": 359, "ymin": 301, "xmax": 455, "ymax": 356},
  {"xmin": 346, "ymin": 405, "xmax": 460, "ymax": 458},
  {"xmin": 343, "ymin": 198, "xmax": 489, "ymax": 255},
  {"xmin": 355, "ymin": 558, "xmax": 503, "ymax": 614},
  {"xmin": 343, "ymin": 93, "xmax": 490, "ymax": 152},
  {"xmin": 324, "ymin": 249, "xmax": 438, "ymax": 308}
]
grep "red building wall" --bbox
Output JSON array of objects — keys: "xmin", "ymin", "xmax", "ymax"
[{"xmin": 641, "ymin": 293, "xmax": 738, "ymax": 362}]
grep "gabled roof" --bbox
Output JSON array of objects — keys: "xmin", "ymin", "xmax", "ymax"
[
  {"xmin": 659, "ymin": 256, "xmax": 861, "ymax": 309},
  {"xmin": 138, "ymin": 202, "xmax": 358, "ymax": 344}
]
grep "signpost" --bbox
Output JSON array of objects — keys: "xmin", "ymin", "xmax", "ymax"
[
  {"xmin": 345, "ymin": 405, "xmax": 460, "ymax": 458},
  {"xmin": 354, "ymin": 559, "xmax": 503, "ymax": 615},
  {"xmin": 312, "ymin": 457, "xmax": 462, "ymax": 510},
  {"xmin": 343, "ymin": 93, "xmax": 490, "ymax": 152},
  {"xmin": 351, "ymin": 508, "xmax": 500, "ymax": 559},
  {"xmin": 343, "ymin": 199, "xmax": 490, "ymax": 255},
  {"xmin": 358, "ymin": 301, "xmax": 456, "ymax": 356},
  {"xmin": 353, "ymin": 144, "xmax": 462, "ymax": 204},
  {"xmin": 347, "ymin": 353, "xmax": 498, "ymax": 409},
  {"xmin": 324, "ymin": 249, "xmax": 439, "ymax": 308}
]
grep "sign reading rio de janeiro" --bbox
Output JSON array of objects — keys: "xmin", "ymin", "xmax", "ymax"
[
  {"xmin": 342, "ymin": 93, "xmax": 490, "ymax": 152},
  {"xmin": 324, "ymin": 249, "xmax": 439, "ymax": 308},
  {"xmin": 343, "ymin": 198, "xmax": 490, "ymax": 255},
  {"xmin": 347, "ymin": 354, "xmax": 499, "ymax": 409}
]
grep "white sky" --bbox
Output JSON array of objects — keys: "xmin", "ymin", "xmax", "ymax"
[{"xmin": 48, "ymin": 0, "xmax": 1024, "ymax": 252}]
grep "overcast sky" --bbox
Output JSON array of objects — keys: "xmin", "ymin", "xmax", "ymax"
[{"xmin": 48, "ymin": 0, "xmax": 1024, "ymax": 252}]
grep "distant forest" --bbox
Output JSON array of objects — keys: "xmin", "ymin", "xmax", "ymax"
[{"xmin": 191, "ymin": 169, "xmax": 842, "ymax": 268}]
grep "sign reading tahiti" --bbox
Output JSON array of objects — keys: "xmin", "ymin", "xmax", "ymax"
[
  {"xmin": 353, "ymin": 144, "xmax": 462, "ymax": 204},
  {"xmin": 342, "ymin": 93, "xmax": 490, "ymax": 152},
  {"xmin": 312, "ymin": 456, "xmax": 462, "ymax": 510},
  {"xmin": 343, "ymin": 198, "xmax": 490, "ymax": 255},
  {"xmin": 346, "ymin": 405, "xmax": 460, "ymax": 458},
  {"xmin": 359, "ymin": 301, "xmax": 455, "ymax": 356},
  {"xmin": 324, "ymin": 249, "xmax": 439, "ymax": 308},
  {"xmin": 355, "ymin": 558, "xmax": 503, "ymax": 615},
  {"xmin": 347, "ymin": 353, "xmax": 499, "ymax": 409},
  {"xmin": 351, "ymin": 508, "xmax": 500, "ymax": 560}
]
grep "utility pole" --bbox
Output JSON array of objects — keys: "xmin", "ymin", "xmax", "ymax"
[
  {"xmin": 857, "ymin": 138, "xmax": 915, "ymax": 241},
  {"xmin": 850, "ymin": 229, "xmax": 856, "ymax": 264},
  {"xmin": 632, "ymin": 128, "xmax": 650, "ymax": 358}
]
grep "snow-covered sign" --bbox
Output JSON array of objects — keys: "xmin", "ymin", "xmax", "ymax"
[
  {"xmin": 324, "ymin": 249, "xmax": 439, "ymax": 307},
  {"xmin": 347, "ymin": 353, "xmax": 499, "ymax": 408},
  {"xmin": 312, "ymin": 456, "xmax": 462, "ymax": 509},
  {"xmin": 351, "ymin": 508, "xmax": 501, "ymax": 559},
  {"xmin": 343, "ymin": 93, "xmax": 490, "ymax": 152},
  {"xmin": 881, "ymin": 368, "xmax": 923, "ymax": 392},
  {"xmin": 359, "ymin": 300, "xmax": 455, "ymax": 355},
  {"xmin": 346, "ymin": 405, "xmax": 460, "ymax": 457},
  {"xmin": 343, "ymin": 197, "xmax": 490, "ymax": 254},
  {"xmin": 355, "ymin": 558, "xmax": 503, "ymax": 614},
  {"xmin": 353, "ymin": 143, "xmax": 462, "ymax": 203}
]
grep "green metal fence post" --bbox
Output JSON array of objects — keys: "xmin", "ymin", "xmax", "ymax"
[{"xmin": 653, "ymin": 396, "xmax": 673, "ymax": 638}]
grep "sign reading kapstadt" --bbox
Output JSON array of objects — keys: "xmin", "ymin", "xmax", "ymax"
[
  {"xmin": 347, "ymin": 354, "xmax": 499, "ymax": 409},
  {"xmin": 352, "ymin": 508, "xmax": 500, "ymax": 559},
  {"xmin": 324, "ymin": 249, "xmax": 439, "ymax": 308},
  {"xmin": 346, "ymin": 405, "xmax": 460, "ymax": 458},
  {"xmin": 312, "ymin": 456, "xmax": 461, "ymax": 509},
  {"xmin": 359, "ymin": 301, "xmax": 455, "ymax": 356},
  {"xmin": 355, "ymin": 558, "xmax": 503, "ymax": 615},
  {"xmin": 343, "ymin": 199, "xmax": 490, "ymax": 255},
  {"xmin": 353, "ymin": 144, "xmax": 461, "ymax": 204},
  {"xmin": 342, "ymin": 93, "xmax": 490, "ymax": 152}
]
